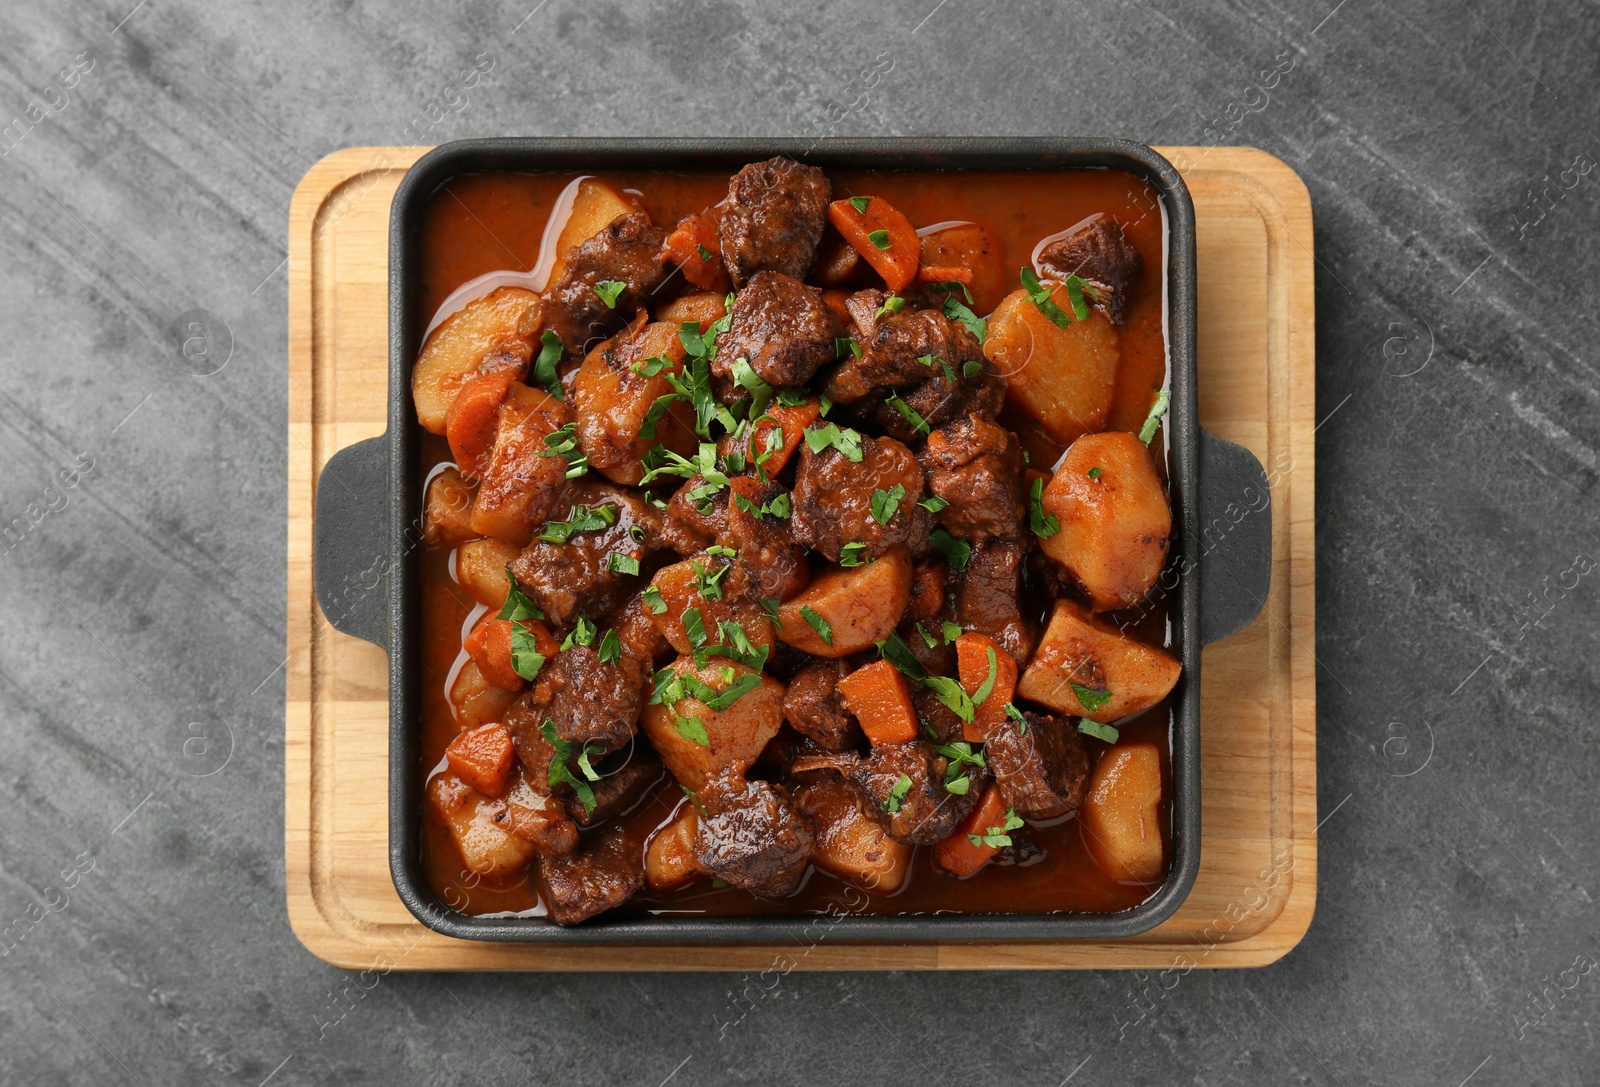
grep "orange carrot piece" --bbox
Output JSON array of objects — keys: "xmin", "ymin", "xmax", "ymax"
[
  {"xmin": 955, "ymin": 632, "xmax": 1018, "ymax": 743},
  {"xmin": 748, "ymin": 397, "xmax": 822, "ymax": 475},
  {"xmin": 446, "ymin": 369, "xmax": 519, "ymax": 478},
  {"xmin": 464, "ymin": 615, "xmax": 553, "ymax": 691},
  {"xmin": 827, "ymin": 197, "xmax": 920, "ymax": 293},
  {"xmin": 836, "ymin": 659, "xmax": 919, "ymax": 746},
  {"xmin": 933, "ymin": 782, "xmax": 1010, "ymax": 877},
  {"xmin": 445, "ymin": 722, "xmax": 517, "ymax": 797},
  {"xmin": 663, "ymin": 212, "xmax": 730, "ymax": 293},
  {"xmin": 915, "ymin": 263, "xmax": 973, "ymax": 285},
  {"xmin": 821, "ymin": 288, "xmax": 853, "ymax": 326}
]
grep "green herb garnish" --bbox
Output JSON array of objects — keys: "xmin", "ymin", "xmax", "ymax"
[
  {"xmin": 919, "ymin": 495, "xmax": 949, "ymax": 514},
  {"xmin": 800, "ymin": 605, "xmax": 833, "ymax": 647},
  {"xmin": 867, "ymin": 229, "xmax": 891, "ymax": 251},
  {"xmin": 1088, "ymin": 466, "xmax": 1103, "ymax": 480},
  {"xmin": 1078, "ymin": 720, "xmax": 1120, "ymax": 744},
  {"xmin": 1138, "ymin": 388, "xmax": 1170, "ymax": 445},
  {"xmin": 870, "ymin": 484, "xmax": 906, "ymax": 527},
  {"xmin": 593, "ymin": 280, "xmax": 627, "ymax": 309},
  {"xmin": 1072, "ymin": 683, "xmax": 1113, "ymax": 713},
  {"xmin": 882, "ymin": 773, "xmax": 913, "ymax": 813},
  {"xmin": 532, "ymin": 329, "xmax": 564, "ymax": 400},
  {"xmin": 538, "ymin": 503, "xmax": 618, "ymax": 545},
  {"xmin": 1028, "ymin": 477, "xmax": 1059, "ymax": 539},
  {"xmin": 968, "ymin": 807, "xmax": 1023, "ymax": 848},
  {"xmin": 596, "ymin": 628, "xmax": 622, "ymax": 664},
  {"xmin": 884, "ymin": 392, "xmax": 930, "ymax": 435},
  {"xmin": 1020, "ymin": 266, "xmax": 1071, "ymax": 329},
  {"xmin": 929, "ymin": 528, "xmax": 971, "ymax": 571},
  {"xmin": 849, "ymin": 195, "xmax": 871, "ymax": 213}
]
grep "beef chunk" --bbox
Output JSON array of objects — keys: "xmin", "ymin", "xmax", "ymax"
[
  {"xmin": 986, "ymin": 710, "xmax": 1089, "ymax": 819},
  {"xmin": 714, "ymin": 271, "xmax": 843, "ymax": 391},
  {"xmin": 910, "ymin": 683, "xmax": 964, "ymax": 744},
  {"xmin": 717, "ymin": 157, "xmax": 831, "ymax": 286},
  {"xmin": 505, "ymin": 689, "xmax": 560, "ymax": 794},
  {"xmin": 536, "ymin": 825, "xmax": 643, "ymax": 925},
  {"xmin": 867, "ymin": 365, "xmax": 1005, "ymax": 444},
  {"xmin": 1035, "ymin": 218, "xmax": 1143, "ymax": 325},
  {"xmin": 852, "ymin": 741, "xmax": 986, "ymax": 845},
  {"xmin": 722, "ymin": 476, "xmax": 810, "ymax": 601},
  {"xmin": 542, "ymin": 211, "xmax": 669, "ymax": 354},
  {"xmin": 520, "ymin": 644, "xmax": 649, "ymax": 752},
  {"xmin": 922, "ymin": 415, "xmax": 1027, "ymax": 543},
  {"xmin": 488, "ymin": 795, "xmax": 580, "ymax": 859},
  {"xmin": 510, "ymin": 479, "xmax": 664, "ymax": 624},
  {"xmin": 792, "ymin": 433, "xmax": 929, "ymax": 562},
  {"xmin": 956, "ymin": 539, "xmax": 1036, "ymax": 661},
  {"xmin": 660, "ymin": 473, "xmax": 729, "ymax": 556},
  {"xmin": 782, "ymin": 661, "xmax": 862, "ymax": 752},
  {"xmin": 823, "ymin": 298, "xmax": 985, "ymax": 406},
  {"xmin": 565, "ymin": 744, "xmax": 664, "ymax": 826},
  {"xmin": 693, "ymin": 766, "xmax": 814, "ymax": 896}
]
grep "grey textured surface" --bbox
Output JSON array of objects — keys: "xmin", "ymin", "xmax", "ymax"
[{"xmin": 1, "ymin": 0, "xmax": 1596, "ymax": 1084}]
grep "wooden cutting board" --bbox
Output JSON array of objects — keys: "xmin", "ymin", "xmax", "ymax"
[{"xmin": 285, "ymin": 145, "xmax": 1316, "ymax": 970}]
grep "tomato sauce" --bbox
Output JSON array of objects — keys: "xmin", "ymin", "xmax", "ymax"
[{"xmin": 414, "ymin": 167, "xmax": 1174, "ymax": 918}]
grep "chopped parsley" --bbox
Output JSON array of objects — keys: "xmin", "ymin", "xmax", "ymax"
[
  {"xmin": 874, "ymin": 294, "xmax": 905, "ymax": 321},
  {"xmin": 681, "ymin": 606, "xmax": 708, "ymax": 649},
  {"xmin": 640, "ymin": 584, "xmax": 668, "ymax": 614},
  {"xmin": 876, "ymin": 630, "xmax": 927, "ymax": 680},
  {"xmin": 633, "ymin": 354, "xmax": 674, "ymax": 378},
  {"xmin": 918, "ymin": 353, "xmax": 957, "ymax": 382},
  {"xmin": 942, "ymin": 294, "xmax": 986, "ymax": 342},
  {"xmin": 924, "ymin": 674, "xmax": 975, "ymax": 724},
  {"xmin": 915, "ymin": 622, "xmax": 938, "ymax": 648},
  {"xmin": 884, "ymin": 392, "xmax": 930, "ymax": 435},
  {"xmin": 532, "ymin": 329, "xmax": 564, "ymax": 400},
  {"xmin": 867, "ymin": 229, "xmax": 891, "ymax": 250},
  {"xmin": 535, "ymin": 421, "xmax": 590, "ymax": 479},
  {"xmin": 918, "ymin": 495, "xmax": 950, "ymax": 514},
  {"xmin": 835, "ymin": 336, "xmax": 862, "ymax": 359},
  {"xmin": 1088, "ymin": 466, "xmax": 1103, "ymax": 480},
  {"xmin": 930, "ymin": 279, "xmax": 974, "ymax": 304},
  {"xmin": 929, "ymin": 528, "xmax": 972, "ymax": 571},
  {"xmin": 696, "ymin": 243, "xmax": 714, "ymax": 262},
  {"xmin": 962, "ymin": 359, "xmax": 983, "ymax": 379},
  {"xmin": 699, "ymin": 620, "xmax": 770, "ymax": 671},
  {"xmin": 691, "ymin": 558, "xmax": 730, "ymax": 601},
  {"xmin": 538, "ymin": 503, "xmax": 618, "ymax": 545},
  {"xmin": 758, "ymin": 597, "xmax": 783, "ymax": 627},
  {"xmin": 1005, "ymin": 702, "xmax": 1027, "ymax": 730},
  {"xmin": 799, "ymin": 605, "xmax": 833, "ymax": 647},
  {"xmin": 509, "ymin": 621, "xmax": 546, "ymax": 682},
  {"xmin": 803, "ymin": 422, "xmax": 864, "ymax": 463},
  {"xmin": 734, "ymin": 489, "xmax": 792, "ymax": 520},
  {"xmin": 1078, "ymin": 720, "xmax": 1120, "ymax": 744},
  {"xmin": 881, "ymin": 773, "xmax": 913, "ymax": 813},
  {"xmin": 730, "ymin": 357, "xmax": 773, "ymax": 417},
  {"xmin": 674, "ymin": 715, "xmax": 711, "ymax": 747},
  {"xmin": 1063, "ymin": 274, "xmax": 1092, "ymax": 321},
  {"xmin": 1072, "ymin": 683, "xmax": 1113, "ymax": 713},
  {"xmin": 593, "ymin": 280, "xmax": 627, "ymax": 309},
  {"xmin": 539, "ymin": 719, "xmax": 602, "ymax": 813},
  {"xmin": 561, "ymin": 615, "xmax": 597, "ymax": 650},
  {"xmin": 941, "ymin": 621, "xmax": 963, "ymax": 644},
  {"xmin": 1139, "ymin": 388, "xmax": 1171, "ymax": 445},
  {"xmin": 596, "ymin": 628, "xmax": 622, "ymax": 664},
  {"xmin": 870, "ymin": 484, "xmax": 907, "ymax": 526},
  {"xmin": 972, "ymin": 645, "xmax": 999, "ymax": 705},
  {"xmin": 497, "ymin": 569, "xmax": 545, "ymax": 622},
  {"xmin": 1020, "ymin": 266, "xmax": 1071, "ymax": 329},
  {"xmin": 849, "ymin": 195, "xmax": 871, "ymax": 213},
  {"xmin": 935, "ymin": 741, "xmax": 986, "ymax": 795},
  {"xmin": 1028, "ymin": 477, "xmax": 1060, "ymax": 539},
  {"xmin": 968, "ymin": 807, "xmax": 1024, "ymax": 849},
  {"xmin": 838, "ymin": 542, "xmax": 868, "ymax": 567},
  {"xmin": 608, "ymin": 553, "xmax": 640, "ymax": 577}
]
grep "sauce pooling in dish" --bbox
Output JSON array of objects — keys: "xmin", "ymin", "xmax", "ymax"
[{"xmin": 413, "ymin": 159, "xmax": 1179, "ymax": 923}]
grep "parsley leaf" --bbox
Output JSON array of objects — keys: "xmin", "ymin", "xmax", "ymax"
[
  {"xmin": 696, "ymin": 243, "xmax": 714, "ymax": 262},
  {"xmin": 1088, "ymin": 466, "xmax": 1103, "ymax": 480},
  {"xmin": 881, "ymin": 773, "xmax": 913, "ymax": 813},
  {"xmin": 924, "ymin": 674, "xmax": 975, "ymax": 724},
  {"xmin": 1139, "ymin": 388, "xmax": 1171, "ymax": 445},
  {"xmin": 942, "ymin": 295, "xmax": 986, "ymax": 342},
  {"xmin": 876, "ymin": 630, "xmax": 928, "ymax": 681},
  {"xmin": 884, "ymin": 392, "xmax": 930, "ymax": 435},
  {"xmin": 539, "ymin": 719, "xmax": 597, "ymax": 813},
  {"xmin": 915, "ymin": 622, "xmax": 938, "ymax": 648},
  {"xmin": 799, "ymin": 605, "xmax": 833, "ymax": 647},
  {"xmin": 835, "ymin": 336, "xmax": 862, "ymax": 359},
  {"xmin": 962, "ymin": 359, "xmax": 983, "ymax": 379},
  {"xmin": 681, "ymin": 606, "xmax": 708, "ymax": 650},
  {"xmin": 1020, "ymin": 266, "xmax": 1071, "ymax": 329},
  {"xmin": 838, "ymin": 542, "xmax": 868, "ymax": 567},
  {"xmin": 633, "ymin": 354, "xmax": 674, "ymax": 378},
  {"xmin": 596, "ymin": 628, "xmax": 621, "ymax": 664},
  {"xmin": 675, "ymin": 715, "xmax": 711, "ymax": 747},
  {"xmin": 538, "ymin": 503, "xmax": 618, "ymax": 545},
  {"xmin": 917, "ymin": 353, "xmax": 956, "ymax": 382},
  {"xmin": 1072, "ymin": 683, "xmax": 1113, "ymax": 713},
  {"xmin": 968, "ymin": 807, "xmax": 1024, "ymax": 848},
  {"xmin": 640, "ymin": 585, "xmax": 668, "ymax": 614},
  {"xmin": 935, "ymin": 740, "xmax": 986, "ymax": 795},
  {"xmin": 972, "ymin": 645, "xmax": 999, "ymax": 706},
  {"xmin": 874, "ymin": 294, "xmax": 905, "ymax": 321},
  {"xmin": 1063, "ymin": 274, "xmax": 1092, "ymax": 321},
  {"xmin": 870, "ymin": 484, "xmax": 906, "ymax": 526},
  {"xmin": 1078, "ymin": 720, "xmax": 1120, "ymax": 744},
  {"xmin": 759, "ymin": 597, "xmax": 783, "ymax": 627},
  {"xmin": 1004, "ymin": 702, "xmax": 1027, "ymax": 728},
  {"xmin": 867, "ymin": 229, "xmax": 892, "ymax": 251},
  {"xmin": 638, "ymin": 391, "xmax": 684, "ymax": 441},
  {"xmin": 919, "ymin": 495, "xmax": 949, "ymax": 514},
  {"xmin": 561, "ymin": 615, "xmax": 597, "ymax": 650},
  {"xmin": 929, "ymin": 528, "xmax": 971, "ymax": 571},
  {"xmin": 691, "ymin": 558, "xmax": 730, "ymax": 601},
  {"xmin": 941, "ymin": 621, "xmax": 963, "ymax": 644},
  {"xmin": 532, "ymin": 329, "xmax": 564, "ymax": 400},
  {"xmin": 536, "ymin": 421, "xmax": 590, "ymax": 479},
  {"xmin": 803, "ymin": 422, "xmax": 864, "ymax": 463},
  {"xmin": 498, "ymin": 569, "xmax": 545, "ymax": 621},
  {"xmin": 509, "ymin": 622, "xmax": 546, "ymax": 682},
  {"xmin": 1028, "ymin": 477, "xmax": 1060, "ymax": 539},
  {"xmin": 593, "ymin": 280, "xmax": 627, "ymax": 309},
  {"xmin": 730, "ymin": 357, "xmax": 773, "ymax": 417},
  {"xmin": 849, "ymin": 195, "xmax": 871, "ymax": 213}
]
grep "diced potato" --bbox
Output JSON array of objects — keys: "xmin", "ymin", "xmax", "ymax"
[
  {"xmin": 796, "ymin": 780, "xmax": 912, "ymax": 892},
  {"xmin": 423, "ymin": 467, "xmax": 476, "ymax": 548},
  {"xmin": 1015, "ymin": 600, "xmax": 1181, "ymax": 723},
  {"xmin": 639, "ymin": 658, "xmax": 786, "ymax": 789},
  {"xmin": 448, "ymin": 661, "xmax": 518, "ymax": 731},
  {"xmin": 412, "ymin": 287, "xmax": 542, "ymax": 434},
  {"xmin": 455, "ymin": 538, "xmax": 523, "ymax": 608},
  {"xmin": 548, "ymin": 178, "xmax": 638, "ymax": 286},
  {"xmin": 983, "ymin": 289, "xmax": 1120, "ymax": 444},
  {"xmin": 777, "ymin": 546, "xmax": 911, "ymax": 658},
  {"xmin": 574, "ymin": 320, "xmax": 699, "ymax": 485},
  {"xmin": 1080, "ymin": 742, "xmax": 1165, "ymax": 883},
  {"xmin": 644, "ymin": 802, "xmax": 703, "ymax": 892},
  {"xmin": 1040, "ymin": 432, "xmax": 1171, "ymax": 611},
  {"xmin": 646, "ymin": 556, "xmax": 776, "ymax": 656},
  {"xmin": 468, "ymin": 384, "xmax": 573, "ymax": 545},
  {"xmin": 656, "ymin": 292, "xmax": 729, "ymax": 329},
  {"xmin": 427, "ymin": 771, "xmax": 538, "ymax": 879}
]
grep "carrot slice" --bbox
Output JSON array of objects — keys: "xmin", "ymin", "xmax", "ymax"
[
  {"xmin": 933, "ymin": 782, "xmax": 1010, "ymax": 877},
  {"xmin": 445, "ymin": 722, "xmax": 517, "ymax": 797},
  {"xmin": 915, "ymin": 263, "xmax": 973, "ymax": 285},
  {"xmin": 836, "ymin": 659, "xmax": 918, "ymax": 746},
  {"xmin": 827, "ymin": 197, "xmax": 920, "ymax": 293},
  {"xmin": 446, "ymin": 369, "xmax": 520, "ymax": 478},
  {"xmin": 662, "ymin": 211, "xmax": 730, "ymax": 293},
  {"xmin": 955, "ymin": 632, "xmax": 1018, "ymax": 743},
  {"xmin": 747, "ymin": 396, "xmax": 821, "ymax": 475},
  {"xmin": 464, "ymin": 615, "xmax": 555, "ymax": 691}
]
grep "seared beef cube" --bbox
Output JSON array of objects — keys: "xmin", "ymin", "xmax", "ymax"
[
  {"xmin": 542, "ymin": 211, "xmax": 668, "ymax": 354},
  {"xmin": 660, "ymin": 473, "xmax": 729, "ymax": 555},
  {"xmin": 852, "ymin": 741, "xmax": 986, "ymax": 845},
  {"xmin": 792, "ymin": 433, "xmax": 929, "ymax": 562},
  {"xmin": 922, "ymin": 415, "xmax": 1026, "ymax": 543},
  {"xmin": 986, "ymin": 710, "xmax": 1089, "ymax": 819},
  {"xmin": 867, "ymin": 365, "xmax": 1005, "ymax": 444},
  {"xmin": 693, "ymin": 766, "xmax": 814, "ymax": 897},
  {"xmin": 824, "ymin": 299, "xmax": 985, "ymax": 406},
  {"xmin": 717, "ymin": 157, "xmax": 831, "ymax": 285},
  {"xmin": 565, "ymin": 745, "xmax": 664, "ymax": 826},
  {"xmin": 722, "ymin": 476, "xmax": 810, "ymax": 601},
  {"xmin": 910, "ymin": 683, "xmax": 964, "ymax": 744},
  {"xmin": 1035, "ymin": 218, "xmax": 1143, "ymax": 325},
  {"xmin": 536, "ymin": 824, "xmax": 644, "ymax": 925},
  {"xmin": 782, "ymin": 661, "xmax": 863, "ymax": 752},
  {"xmin": 714, "ymin": 271, "xmax": 843, "ymax": 392},
  {"xmin": 545, "ymin": 644, "xmax": 651, "ymax": 751},
  {"xmin": 506, "ymin": 689, "xmax": 561, "ymax": 793},
  {"xmin": 510, "ymin": 480, "xmax": 664, "ymax": 623},
  {"xmin": 956, "ymin": 539, "xmax": 1036, "ymax": 661}
]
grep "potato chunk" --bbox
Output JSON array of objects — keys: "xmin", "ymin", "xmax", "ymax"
[
  {"xmin": 1039, "ymin": 432, "xmax": 1171, "ymax": 611},
  {"xmin": 983, "ymin": 288, "xmax": 1119, "ymax": 444},
  {"xmin": 639, "ymin": 658, "xmax": 786, "ymax": 789},
  {"xmin": 1016, "ymin": 600, "xmax": 1181, "ymax": 722},
  {"xmin": 795, "ymin": 780, "xmax": 911, "ymax": 892},
  {"xmin": 427, "ymin": 771, "xmax": 538, "ymax": 879},
  {"xmin": 423, "ymin": 467, "xmax": 476, "ymax": 548},
  {"xmin": 1080, "ymin": 742, "xmax": 1165, "ymax": 884},
  {"xmin": 646, "ymin": 556, "xmax": 777, "ymax": 656},
  {"xmin": 644, "ymin": 803, "xmax": 703, "ymax": 893},
  {"xmin": 455, "ymin": 538, "xmax": 523, "ymax": 608},
  {"xmin": 469, "ymin": 384, "xmax": 573, "ymax": 545},
  {"xmin": 573, "ymin": 320, "xmax": 698, "ymax": 485},
  {"xmin": 776, "ymin": 546, "xmax": 911, "ymax": 658},
  {"xmin": 448, "ymin": 660, "xmax": 519, "ymax": 731},
  {"xmin": 412, "ymin": 287, "xmax": 542, "ymax": 434}
]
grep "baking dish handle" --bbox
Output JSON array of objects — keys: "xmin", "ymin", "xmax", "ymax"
[
  {"xmin": 313, "ymin": 434, "xmax": 390, "ymax": 649},
  {"xmin": 1198, "ymin": 429, "xmax": 1273, "ymax": 644}
]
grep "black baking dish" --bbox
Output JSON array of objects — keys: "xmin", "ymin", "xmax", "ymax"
[{"xmin": 311, "ymin": 138, "xmax": 1272, "ymax": 944}]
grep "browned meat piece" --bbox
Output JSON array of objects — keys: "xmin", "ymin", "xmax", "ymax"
[
  {"xmin": 510, "ymin": 479, "xmax": 664, "ymax": 623},
  {"xmin": 1035, "ymin": 218, "xmax": 1143, "ymax": 325},
  {"xmin": 786, "ymin": 743, "xmax": 860, "ymax": 783},
  {"xmin": 721, "ymin": 476, "xmax": 810, "ymax": 601},
  {"xmin": 714, "ymin": 271, "xmax": 843, "ymax": 392},
  {"xmin": 565, "ymin": 745, "xmax": 664, "ymax": 826},
  {"xmin": 613, "ymin": 593, "xmax": 672, "ymax": 662},
  {"xmin": 986, "ymin": 710, "xmax": 1089, "ymax": 819},
  {"xmin": 488, "ymin": 796, "xmax": 579, "ymax": 858},
  {"xmin": 910, "ymin": 683, "xmax": 963, "ymax": 744},
  {"xmin": 716, "ymin": 157, "xmax": 831, "ymax": 286},
  {"xmin": 867, "ymin": 365, "xmax": 1005, "ymax": 444},
  {"xmin": 542, "ymin": 211, "xmax": 668, "ymax": 354},
  {"xmin": 521, "ymin": 643, "xmax": 649, "ymax": 752},
  {"xmin": 922, "ymin": 415, "xmax": 1027, "ymax": 543},
  {"xmin": 782, "ymin": 660, "xmax": 862, "ymax": 752},
  {"xmin": 905, "ymin": 557, "xmax": 948, "ymax": 621},
  {"xmin": 693, "ymin": 765, "xmax": 814, "ymax": 896},
  {"xmin": 823, "ymin": 297, "xmax": 985, "ymax": 406},
  {"xmin": 660, "ymin": 473, "xmax": 729, "ymax": 555},
  {"xmin": 852, "ymin": 741, "xmax": 986, "ymax": 845},
  {"xmin": 792, "ymin": 433, "xmax": 929, "ymax": 562},
  {"xmin": 536, "ymin": 824, "xmax": 644, "ymax": 924},
  {"xmin": 956, "ymin": 539, "xmax": 1036, "ymax": 660}
]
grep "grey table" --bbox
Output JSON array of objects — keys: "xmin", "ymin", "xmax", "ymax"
[{"xmin": 2, "ymin": 1, "xmax": 1596, "ymax": 1084}]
